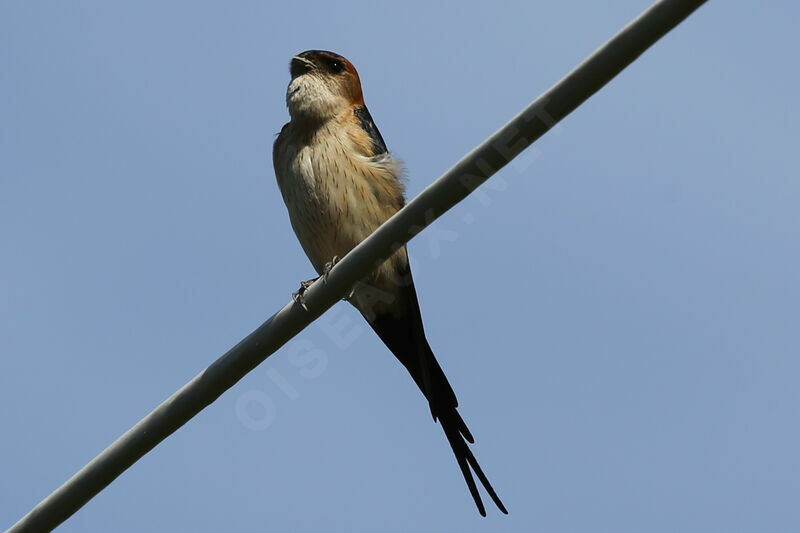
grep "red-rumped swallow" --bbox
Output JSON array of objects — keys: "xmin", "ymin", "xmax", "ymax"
[{"xmin": 273, "ymin": 50, "xmax": 507, "ymax": 516}]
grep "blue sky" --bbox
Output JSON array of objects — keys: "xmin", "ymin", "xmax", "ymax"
[{"xmin": 2, "ymin": 1, "xmax": 799, "ymax": 531}]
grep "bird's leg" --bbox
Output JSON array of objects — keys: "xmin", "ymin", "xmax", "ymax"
[
  {"xmin": 321, "ymin": 256, "xmax": 340, "ymax": 282},
  {"xmin": 292, "ymin": 277, "xmax": 318, "ymax": 311},
  {"xmin": 322, "ymin": 256, "xmax": 358, "ymax": 301},
  {"xmin": 292, "ymin": 255, "xmax": 341, "ymax": 310},
  {"xmin": 295, "ymin": 257, "xmax": 355, "ymax": 309}
]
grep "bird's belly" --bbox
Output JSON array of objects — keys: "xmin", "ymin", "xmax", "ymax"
[
  {"xmin": 291, "ymin": 211, "xmax": 369, "ymax": 275},
  {"xmin": 280, "ymin": 147, "xmax": 385, "ymax": 274},
  {"xmin": 276, "ymin": 138, "xmax": 411, "ymax": 320}
]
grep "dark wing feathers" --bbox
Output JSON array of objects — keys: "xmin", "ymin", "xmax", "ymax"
[{"xmin": 354, "ymin": 105, "xmax": 388, "ymax": 156}]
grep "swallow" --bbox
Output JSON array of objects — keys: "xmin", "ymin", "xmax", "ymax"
[{"xmin": 272, "ymin": 50, "xmax": 507, "ymax": 516}]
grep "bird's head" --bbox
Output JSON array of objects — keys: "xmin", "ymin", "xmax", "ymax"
[{"xmin": 285, "ymin": 50, "xmax": 364, "ymax": 123}]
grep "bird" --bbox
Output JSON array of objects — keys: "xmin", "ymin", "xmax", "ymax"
[{"xmin": 272, "ymin": 50, "xmax": 507, "ymax": 516}]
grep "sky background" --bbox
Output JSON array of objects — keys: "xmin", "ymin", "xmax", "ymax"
[{"xmin": 2, "ymin": 1, "xmax": 799, "ymax": 531}]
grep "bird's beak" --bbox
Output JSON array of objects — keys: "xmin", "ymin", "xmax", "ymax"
[{"xmin": 290, "ymin": 56, "xmax": 314, "ymax": 78}]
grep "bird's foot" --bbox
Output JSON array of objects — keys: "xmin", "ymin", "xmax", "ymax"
[
  {"xmin": 294, "ymin": 258, "xmax": 351, "ymax": 309},
  {"xmin": 323, "ymin": 256, "xmax": 358, "ymax": 301},
  {"xmin": 322, "ymin": 256, "xmax": 340, "ymax": 283},
  {"xmin": 292, "ymin": 277, "xmax": 318, "ymax": 311}
]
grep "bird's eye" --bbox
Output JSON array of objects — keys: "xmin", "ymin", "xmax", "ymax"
[{"xmin": 329, "ymin": 60, "xmax": 345, "ymax": 74}]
